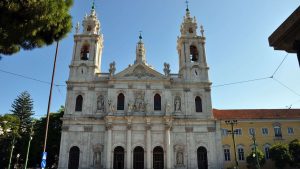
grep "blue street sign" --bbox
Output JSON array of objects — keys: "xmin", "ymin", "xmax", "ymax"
[
  {"xmin": 42, "ymin": 152, "xmax": 47, "ymax": 160},
  {"xmin": 41, "ymin": 159, "xmax": 46, "ymax": 168}
]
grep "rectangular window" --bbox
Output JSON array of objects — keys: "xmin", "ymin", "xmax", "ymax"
[
  {"xmin": 221, "ymin": 129, "xmax": 228, "ymax": 136},
  {"xmin": 238, "ymin": 148, "xmax": 244, "ymax": 161},
  {"xmin": 234, "ymin": 128, "xmax": 242, "ymax": 136},
  {"xmin": 262, "ymin": 128, "xmax": 268, "ymax": 135},
  {"xmin": 287, "ymin": 127, "xmax": 294, "ymax": 134},
  {"xmin": 274, "ymin": 126, "xmax": 282, "ymax": 137},
  {"xmin": 224, "ymin": 149, "xmax": 231, "ymax": 161},
  {"xmin": 249, "ymin": 128, "xmax": 255, "ymax": 135}
]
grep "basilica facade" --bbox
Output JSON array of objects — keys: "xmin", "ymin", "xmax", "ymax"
[{"xmin": 58, "ymin": 6, "xmax": 223, "ymax": 169}]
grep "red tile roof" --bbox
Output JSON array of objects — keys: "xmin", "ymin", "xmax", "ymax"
[{"xmin": 213, "ymin": 109, "xmax": 300, "ymax": 120}]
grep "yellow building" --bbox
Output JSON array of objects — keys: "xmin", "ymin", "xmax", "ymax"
[{"xmin": 213, "ymin": 109, "xmax": 300, "ymax": 169}]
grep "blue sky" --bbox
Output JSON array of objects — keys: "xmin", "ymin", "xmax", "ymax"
[{"xmin": 0, "ymin": 1, "xmax": 300, "ymax": 118}]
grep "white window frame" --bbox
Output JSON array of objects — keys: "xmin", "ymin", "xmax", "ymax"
[
  {"xmin": 223, "ymin": 148, "xmax": 231, "ymax": 161},
  {"xmin": 261, "ymin": 128, "xmax": 268, "ymax": 135},
  {"xmin": 287, "ymin": 127, "xmax": 294, "ymax": 134},
  {"xmin": 249, "ymin": 128, "xmax": 255, "ymax": 135},
  {"xmin": 235, "ymin": 128, "xmax": 242, "ymax": 136}
]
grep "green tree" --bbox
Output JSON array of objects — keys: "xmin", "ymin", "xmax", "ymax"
[
  {"xmin": 270, "ymin": 143, "xmax": 291, "ymax": 169},
  {"xmin": 0, "ymin": 114, "xmax": 20, "ymax": 169},
  {"xmin": 289, "ymin": 139, "xmax": 300, "ymax": 166},
  {"xmin": 0, "ymin": 0, "xmax": 73, "ymax": 55},
  {"xmin": 28, "ymin": 106, "xmax": 64, "ymax": 168},
  {"xmin": 10, "ymin": 91, "xmax": 34, "ymax": 168},
  {"xmin": 11, "ymin": 91, "xmax": 34, "ymax": 134},
  {"xmin": 246, "ymin": 149, "xmax": 266, "ymax": 169}
]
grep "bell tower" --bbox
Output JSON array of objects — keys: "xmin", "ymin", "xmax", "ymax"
[
  {"xmin": 69, "ymin": 4, "xmax": 103, "ymax": 81},
  {"xmin": 177, "ymin": 5, "xmax": 209, "ymax": 82}
]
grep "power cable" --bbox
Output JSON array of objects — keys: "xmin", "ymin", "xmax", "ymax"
[
  {"xmin": 271, "ymin": 77, "xmax": 300, "ymax": 97},
  {"xmin": 0, "ymin": 68, "xmax": 65, "ymax": 86},
  {"xmin": 271, "ymin": 53, "xmax": 288, "ymax": 78},
  {"xmin": 212, "ymin": 76, "xmax": 271, "ymax": 88}
]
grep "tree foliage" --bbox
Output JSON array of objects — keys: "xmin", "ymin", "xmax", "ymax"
[
  {"xmin": 289, "ymin": 139, "xmax": 300, "ymax": 166},
  {"xmin": 270, "ymin": 143, "xmax": 291, "ymax": 169},
  {"xmin": 11, "ymin": 91, "xmax": 34, "ymax": 134},
  {"xmin": 0, "ymin": 114, "xmax": 20, "ymax": 169},
  {"xmin": 28, "ymin": 106, "xmax": 64, "ymax": 168},
  {"xmin": 246, "ymin": 149, "xmax": 265, "ymax": 169},
  {"xmin": 0, "ymin": 0, "xmax": 73, "ymax": 55}
]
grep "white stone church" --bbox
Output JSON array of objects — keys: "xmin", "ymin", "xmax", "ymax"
[{"xmin": 58, "ymin": 5, "xmax": 223, "ymax": 169}]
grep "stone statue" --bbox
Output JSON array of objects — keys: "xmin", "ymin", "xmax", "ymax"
[
  {"xmin": 108, "ymin": 99, "xmax": 115, "ymax": 113},
  {"xmin": 75, "ymin": 22, "xmax": 80, "ymax": 34},
  {"xmin": 163, "ymin": 62, "xmax": 170, "ymax": 76},
  {"xmin": 176, "ymin": 152, "xmax": 183, "ymax": 165},
  {"xmin": 165, "ymin": 102, "xmax": 172, "ymax": 114},
  {"xmin": 109, "ymin": 61, "xmax": 116, "ymax": 77},
  {"xmin": 174, "ymin": 96, "xmax": 181, "ymax": 112},
  {"xmin": 128, "ymin": 101, "xmax": 133, "ymax": 113},
  {"xmin": 93, "ymin": 151, "xmax": 101, "ymax": 167},
  {"xmin": 97, "ymin": 95, "xmax": 105, "ymax": 111}
]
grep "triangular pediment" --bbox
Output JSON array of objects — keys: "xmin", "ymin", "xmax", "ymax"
[{"xmin": 114, "ymin": 63, "xmax": 166, "ymax": 80}]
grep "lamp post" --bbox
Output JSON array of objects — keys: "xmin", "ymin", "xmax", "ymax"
[
  {"xmin": 8, "ymin": 135, "xmax": 16, "ymax": 169},
  {"xmin": 24, "ymin": 122, "xmax": 34, "ymax": 169},
  {"xmin": 225, "ymin": 120, "xmax": 238, "ymax": 168},
  {"xmin": 251, "ymin": 132, "xmax": 260, "ymax": 169}
]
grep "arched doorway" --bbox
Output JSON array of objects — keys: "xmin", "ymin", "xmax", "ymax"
[
  {"xmin": 68, "ymin": 146, "xmax": 80, "ymax": 169},
  {"xmin": 197, "ymin": 146, "xmax": 208, "ymax": 169},
  {"xmin": 113, "ymin": 146, "xmax": 124, "ymax": 169},
  {"xmin": 153, "ymin": 146, "xmax": 164, "ymax": 169},
  {"xmin": 133, "ymin": 146, "xmax": 144, "ymax": 169}
]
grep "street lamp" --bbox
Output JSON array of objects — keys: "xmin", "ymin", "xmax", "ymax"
[
  {"xmin": 251, "ymin": 132, "xmax": 260, "ymax": 169},
  {"xmin": 225, "ymin": 120, "xmax": 239, "ymax": 168},
  {"xmin": 24, "ymin": 122, "xmax": 35, "ymax": 169}
]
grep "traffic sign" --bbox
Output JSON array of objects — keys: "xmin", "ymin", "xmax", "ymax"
[
  {"xmin": 42, "ymin": 152, "xmax": 47, "ymax": 160},
  {"xmin": 41, "ymin": 159, "xmax": 46, "ymax": 168}
]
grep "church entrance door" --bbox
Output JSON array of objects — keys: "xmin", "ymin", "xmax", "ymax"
[
  {"xmin": 113, "ymin": 146, "xmax": 124, "ymax": 169},
  {"xmin": 197, "ymin": 146, "xmax": 208, "ymax": 169},
  {"xmin": 133, "ymin": 146, "xmax": 144, "ymax": 169},
  {"xmin": 153, "ymin": 146, "xmax": 164, "ymax": 169}
]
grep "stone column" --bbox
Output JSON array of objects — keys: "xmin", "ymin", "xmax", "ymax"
[
  {"xmin": 106, "ymin": 124, "xmax": 112, "ymax": 169},
  {"xmin": 165, "ymin": 125, "xmax": 171, "ymax": 169},
  {"xmin": 145, "ymin": 117, "xmax": 152, "ymax": 169},
  {"xmin": 126, "ymin": 124, "xmax": 132, "ymax": 169},
  {"xmin": 146, "ymin": 125, "xmax": 152, "ymax": 169}
]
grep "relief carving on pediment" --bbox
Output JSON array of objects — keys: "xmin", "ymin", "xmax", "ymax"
[{"xmin": 124, "ymin": 66, "xmax": 155, "ymax": 78}]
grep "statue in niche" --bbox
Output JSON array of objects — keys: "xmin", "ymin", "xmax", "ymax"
[
  {"xmin": 93, "ymin": 151, "xmax": 101, "ymax": 167},
  {"xmin": 176, "ymin": 152, "xmax": 183, "ymax": 165},
  {"xmin": 109, "ymin": 61, "xmax": 116, "ymax": 77},
  {"xmin": 127, "ymin": 101, "xmax": 134, "ymax": 113},
  {"xmin": 164, "ymin": 62, "xmax": 170, "ymax": 76},
  {"xmin": 174, "ymin": 96, "xmax": 181, "ymax": 112},
  {"xmin": 165, "ymin": 102, "xmax": 172, "ymax": 114},
  {"xmin": 107, "ymin": 99, "xmax": 115, "ymax": 113},
  {"xmin": 97, "ymin": 95, "xmax": 105, "ymax": 112}
]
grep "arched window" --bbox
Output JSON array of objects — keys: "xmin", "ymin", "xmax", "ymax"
[
  {"xmin": 274, "ymin": 126, "xmax": 282, "ymax": 138},
  {"xmin": 153, "ymin": 146, "xmax": 164, "ymax": 169},
  {"xmin": 263, "ymin": 144, "xmax": 271, "ymax": 160},
  {"xmin": 223, "ymin": 145, "xmax": 231, "ymax": 161},
  {"xmin": 197, "ymin": 146, "xmax": 208, "ymax": 169},
  {"xmin": 133, "ymin": 146, "xmax": 144, "ymax": 169},
  {"xmin": 68, "ymin": 146, "xmax": 80, "ymax": 169},
  {"xmin": 117, "ymin": 93, "xmax": 125, "ymax": 110},
  {"xmin": 154, "ymin": 94, "xmax": 161, "ymax": 111},
  {"xmin": 113, "ymin": 146, "xmax": 124, "ymax": 169},
  {"xmin": 80, "ymin": 45, "xmax": 90, "ymax": 60},
  {"xmin": 195, "ymin": 96, "xmax": 202, "ymax": 112},
  {"xmin": 190, "ymin": 45, "xmax": 199, "ymax": 62},
  {"xmin": 75, "ymin": 95, "xmax": 83, "ymax": 111}
]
